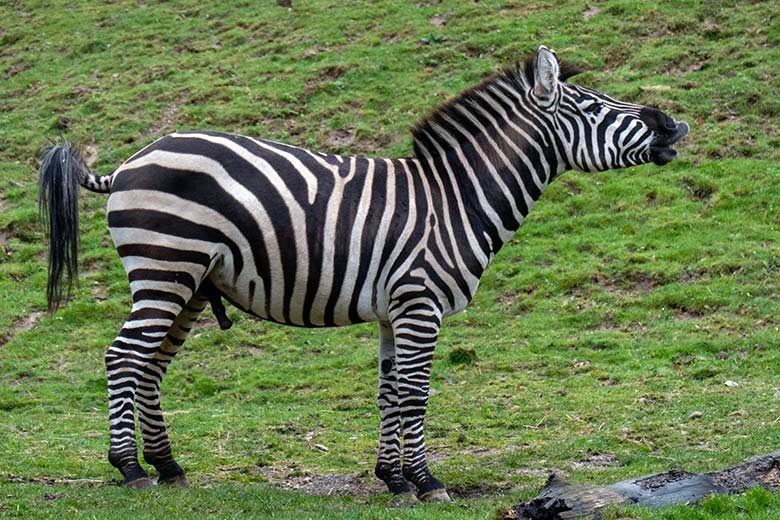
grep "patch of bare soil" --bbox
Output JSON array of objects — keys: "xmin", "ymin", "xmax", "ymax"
[
  {"xmin": 450, "ymin": 482, "xmax": 514, "ymax": 498},
  {"xmin": 593, "ymin": 272, "xmax": 620, "ymax": 293},
  {"xmin": 82, "ymin": 144, "xmax": 99, "ymax": 169},
  {"xmin": 430, "ymin": 14, "xmax": 448, "ymax": 27},
  {"xmin": 1, "ymin": 311, "xmax": 44, "ymax": 348},
  {"xmin": 253, "ymin": 466, "xmax": 385, "ymax": 498},
  {"xmin": 3, "ymin": 58, "xmax": 28, "ymax": 79},
  {"xmin": 304, "ymin": 65, "xmax": 352, "ymax": 96},
  {"xmin": 6, "ymin": 474, "xmax": 106, "ymax": 487},
  {"xmin": 0, "ymin": 228, "xmax": 11, "ymax": 256},
  {"xmin": 324, "ymin": 127, "xmax": 357, "ymax": 149},
  {"xmin": 143, "ymin": 104, "xmax": 179, "ymax": 139},
  {"xmin": 496, "ymin": 291, "xmax": 517, "ymax": 307},
  {"xmin": 582, "ymin": 6, "xmax": 601, "ymax": 20},
  {"xmin": 13, "ymin": 311, "xmax": 43, "ymax": 334},
  {"xmin": 673, "ymin": 307, "xmax": 705, "ymax": 321},
  {"xmin": 90, "ymin": 283, "xmax": 109, "ymax": 301},
  {"xmin": 627, "ymin": 272, "xmax": 657, "ymax": 292},
  {"xmin": 196, "ymin": 315, "xmax": 220, "ymax": 329},
  {"xmin": 569, "ymin": 451, "xmax": 620, "ymax": 471}
]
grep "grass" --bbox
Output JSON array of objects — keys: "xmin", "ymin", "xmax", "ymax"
[{"xmin": 1, "ymin": 1, "xmax": 779, "ymax": 518}]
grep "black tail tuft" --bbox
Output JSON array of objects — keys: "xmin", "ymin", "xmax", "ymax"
[{"xmin": 38, "ymin": 139, "xmax": 87, "ymax": 312}]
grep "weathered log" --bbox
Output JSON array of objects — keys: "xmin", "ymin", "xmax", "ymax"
[{"xmin": 503, "ymin": 452, "xmax": 780, "ymax": 520}]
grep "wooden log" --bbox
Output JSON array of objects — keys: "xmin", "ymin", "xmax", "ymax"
[{"xmin": 502, "ymin": 452, "xmax": 780, "ymax": 520}]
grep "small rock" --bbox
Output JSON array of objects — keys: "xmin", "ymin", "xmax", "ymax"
[
  {"xmin": 724, "ymin": 380, "xmax": 739, "ymax": 387},
  {"xmin": 313, "ymin": 444, "xmax": 329, "ymax": 452},
  {"xmin": 688, "ymin": 411, "xmax": 704, "ymax": 420},
  {"xmin": 730, "ymin": 409, "xmax": 746, "ymax": 417}
]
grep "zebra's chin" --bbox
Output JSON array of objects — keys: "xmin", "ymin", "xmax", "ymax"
[
  {"xmin": 649, "ymin": 121, "xmax": 690, "ymax": 166},
  {"xmin": 649, "ymin": 146, "xmax": 677, "ymax": 166}
]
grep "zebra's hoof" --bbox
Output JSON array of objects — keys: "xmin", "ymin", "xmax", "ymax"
[
  {"xmin": 158, "ymin": 474, "xmax": 189, "ymax": 488},
  {"xmin": 388, "ymin": 491, "xmax": 419, "ymax": 508},
  {"xmin": 418, "ymin": 488, "xmax": 452, "ymax": 502},
  {"xmin": 124, "ymin": 477, "xmax": 155, "ymax": 490}
]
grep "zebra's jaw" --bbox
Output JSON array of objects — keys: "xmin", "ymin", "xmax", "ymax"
[{"xmin": 649, "ymin": 120, "xmax": 690, "ymax": 166}]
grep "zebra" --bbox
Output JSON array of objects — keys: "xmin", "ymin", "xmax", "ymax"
[{"xmin": 37, "ymin": 46, "xmax": 688, "ymax": 502}]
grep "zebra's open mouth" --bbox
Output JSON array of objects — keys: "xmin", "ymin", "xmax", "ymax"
[{"xmin": 650, "ymin": 121, "xmax": 690, "ymax": 166}]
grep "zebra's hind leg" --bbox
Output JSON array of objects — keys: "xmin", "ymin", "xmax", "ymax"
[
  {"xmin": 137, "ymin": 290, "xmax": 210, "ymax": 487},
  {"xmin": 374, "ymin": 322, "xmax": 415, "ymax": 502},
  {"xmin": 392, "ymin": 304, "xmax": 451, "ymax": 502},
  {"xmin": 106, "ymin": 302, "xmax": 185, "ymax": 488}
]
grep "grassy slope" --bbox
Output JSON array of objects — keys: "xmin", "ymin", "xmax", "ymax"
[{"xmin": 1, "ymin": 0, "xmax": 779, "ymax": 518}]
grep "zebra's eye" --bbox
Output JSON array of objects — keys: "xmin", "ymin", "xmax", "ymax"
[{"xmin": 583, "ymin": 102, "xmax": 603, "ymax": 114}]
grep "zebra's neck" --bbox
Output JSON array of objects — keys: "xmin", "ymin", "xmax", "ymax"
[{"xmin": 411, "ymin": 76, "xmax": 568, "ymax": 277}]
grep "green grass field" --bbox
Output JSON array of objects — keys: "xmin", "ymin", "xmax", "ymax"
[{"xmin": 1, "ymin": 1, "xmax": 779, "ymax": 518}]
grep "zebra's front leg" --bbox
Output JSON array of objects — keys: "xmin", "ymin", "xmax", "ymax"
[
  {"xmin": 392, "ymin": 308, "xmax": 451, "ymax": 502},
  {"xmin": 374, "ymin": 322, "xmax": 415, "ymax": 499},
  {"xmin": 137, "ymin": 292, "xmax": 209, "ymax": 487}
]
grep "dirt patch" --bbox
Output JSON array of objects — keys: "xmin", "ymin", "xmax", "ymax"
[
  {"xmin": 569, "ymin": 451, "xmax": 620, "ymax": 471},
  {"xmin": 304, "ymin": 65, "xmax": 352, "ymax": 96},
  {"xmin": 252, "ymin": 466, "xmax": 385, "ymax": 498},
  {"xmin": 196, "ymin": 315, "xmax": 221, "ymax": 329},
  {"xmin": 627, "ymin": 272, "xmax": 658, "ymax": 292},
  {"xmin": 496, "ymin": 291, "xmax": 516, "ymax": 307},
  {"xmin": 430, "ymin": 14, "xmax": 448, "ymax": 27},
  {"xmin": 90, "ymin": 283, "xmax": 109, "ymax": 301},
  {"xmin": 324, "ymin": 127, "xmax": 356, "ymax": 150},
  {"xmin": 252, "ymin": 464, "xmax": 517, "ymax": 499},
  {"xmin": 82, "ymin": 144, "xmax": 99, "ymax": 169},
  {"xmin": 673, "ymin": 308, "xmax": 704, "ymax": 321},
  {"xmin": 14, "ymin": 311, "xmax": 43, "ymax": 333},
  {"xmin": 319, "ymin": 65, "xmax": 350, "ymax": 82},
  {"xmin": 3, "ymin": 58, "xmax": 28, "ymax": 79},
  {"xmin": 143, "ymin": 104, "xmax": 179, "ymax": 139},
  {"xmin": 1, "ymin": 311, "xmax": 44, "ymax": 347},
  {"xmin": 6, "ymin": 474, "xmax": 107, "ymax": 487},
  {"xmin": 450, "ymin": 481, "xmax": 514, "ymax": 498},
  {"xmin": 680, "ymin": 175, "xmax": 716, "ymax": 202},
  {"xmin": 582, "ymin": 6, "xmax": 601, "ymax": 20},
  {"xmin": 593, "ymin": 272, "xmax": 620, "ymax": 293},
  {"xmin": 0, "ymin": 228, "xmax": 11, "ymax": 256}
]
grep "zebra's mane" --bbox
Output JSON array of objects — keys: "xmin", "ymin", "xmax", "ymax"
[{"xmin": 411, "ymin": 54, "xmax": 583, "ymax": 159}]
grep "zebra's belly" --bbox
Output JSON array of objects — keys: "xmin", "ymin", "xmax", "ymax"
[{"xmin": 212, "ymin": 271, "xmax": 381, "ymax": 328}]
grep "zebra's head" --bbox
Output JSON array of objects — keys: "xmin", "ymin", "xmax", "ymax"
[{"xmin": 531, "ymin": 46, "xmax": 689, "ymax": 172}]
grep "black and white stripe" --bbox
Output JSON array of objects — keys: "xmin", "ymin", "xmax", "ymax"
[{"xmin": 38, "ymin": 46, "xmax": 687, "ymax": 499}]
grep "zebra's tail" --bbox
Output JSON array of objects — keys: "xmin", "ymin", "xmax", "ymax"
[{"xmin": 37, "ymin": 139, "xmax": 113, "ymax": 311}]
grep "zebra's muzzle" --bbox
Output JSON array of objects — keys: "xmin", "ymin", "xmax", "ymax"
[{"xmin": 650, "ymin": 121, "xmax": 689, "ymax": 166}]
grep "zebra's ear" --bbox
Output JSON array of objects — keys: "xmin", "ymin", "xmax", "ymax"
[{"xmin": 534, "ymin": 45, "xmax": 559, "ymax": 100}]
